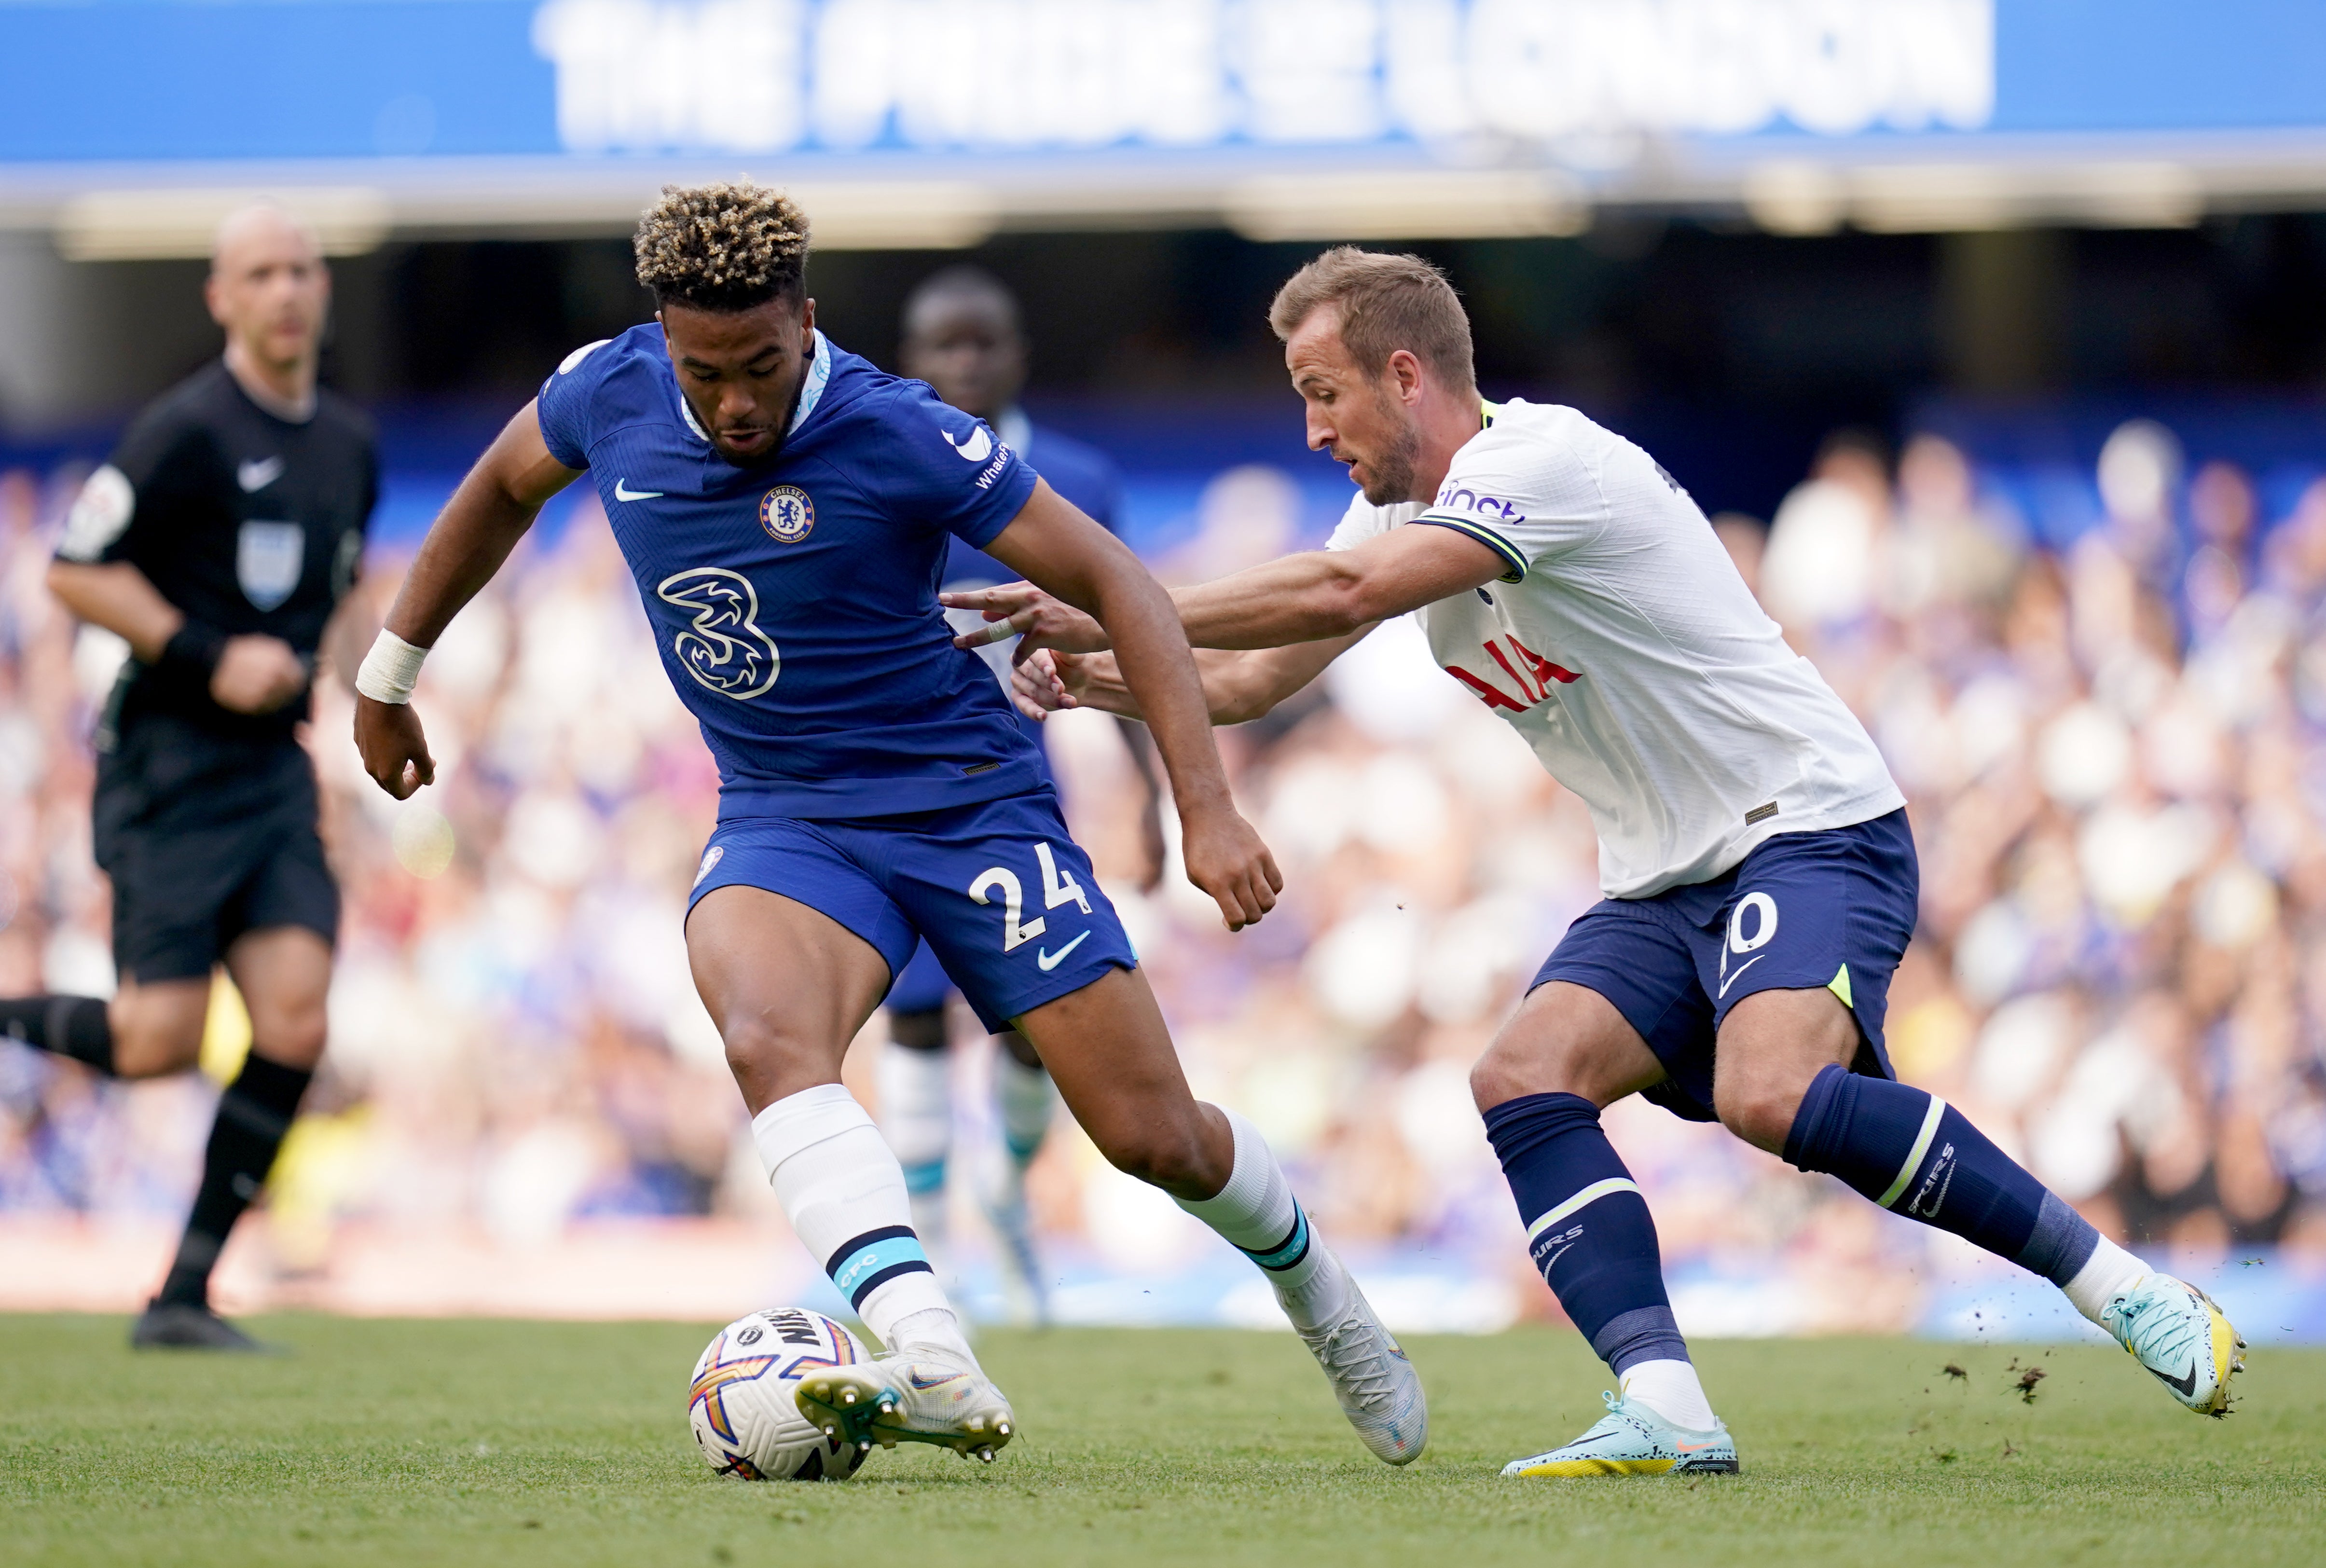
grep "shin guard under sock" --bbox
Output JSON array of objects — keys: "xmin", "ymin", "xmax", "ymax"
[
  {"xmin": 752, "ymin": 1083, "xmax": 970, "ymax": 1361},
  {"xmin": 1784, "ymin": 1063, "xmax": 2101, "ymax": 1290},
  {"xmin": 1483, "ymin": 1092, "xmax": 1690, "ymax": 1376},
  {"xmin": 0, "ymin": 995, "xmax": 115, "ymax": 1074},
  {"xmin": 1174, "ymin": 1107, "xmax": 1344, "ymax": 1323},
  {"xmin": 156, "ymin": 1053, "xmax": 311, "ymax": 1307}
]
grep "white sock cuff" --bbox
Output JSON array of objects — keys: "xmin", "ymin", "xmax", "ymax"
[
  {"xmin": 1173, "ymin": 1107, "xmax": 1269, "ymax": 1220},
  {"xmin": 751, "ymin": 1083, "xmax": 874, "ymax": 1180}
]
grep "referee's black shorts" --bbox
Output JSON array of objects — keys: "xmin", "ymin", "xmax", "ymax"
[{"xmin": 92, "ymin": 722, "xmax": 339, "ymax": 985}]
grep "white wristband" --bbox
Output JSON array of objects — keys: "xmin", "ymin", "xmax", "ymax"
[{"xmin": 356, "ymin": 629, "xmax": 428, "ymax": 704}]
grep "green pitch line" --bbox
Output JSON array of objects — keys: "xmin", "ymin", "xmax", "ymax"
[{"xmin": 1, "ymin": 1316, "xmax": 2320, "ymax": 1568}]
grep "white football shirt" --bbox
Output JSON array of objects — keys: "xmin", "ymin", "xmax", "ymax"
[{"xmin": 1327, "ymin": 399, "xmax": 1903, "ymax": 899}]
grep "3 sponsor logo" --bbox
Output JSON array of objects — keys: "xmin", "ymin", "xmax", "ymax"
[{"xmin": 658, "ymin": 567, "xmax": 780, "ymax": 700}]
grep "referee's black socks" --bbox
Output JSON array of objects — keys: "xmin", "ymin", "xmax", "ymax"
[
  {"xmin": 156, "ymin": 1053, "xmax": 313, "ymax": 1309},
  {"xmin": 0, "ymin": 994, "xmax": 115, "ymax": 1074}
]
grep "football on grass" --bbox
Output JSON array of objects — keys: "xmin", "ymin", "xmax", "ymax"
[{"xmin": 688, "ymin": 1308, "xmax": 870, "ymax": 1482}]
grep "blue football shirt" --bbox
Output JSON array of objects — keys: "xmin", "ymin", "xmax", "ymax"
[{"xmin": 536, "ymin": 323, "xmax": 1045, "ymax": 820}]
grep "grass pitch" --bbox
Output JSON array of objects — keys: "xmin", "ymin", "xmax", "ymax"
[{"xmin": 2, "ymin": 1315, "xmax": 2320, "ymax": 1567}]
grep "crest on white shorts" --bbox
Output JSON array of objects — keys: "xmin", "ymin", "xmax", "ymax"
[{"xmin": 237, "ymin": 521, "xmax": 304, "ymax": 611}]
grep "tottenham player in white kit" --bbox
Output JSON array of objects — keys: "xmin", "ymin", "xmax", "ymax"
[{"xmin": 955, "ymin": 248, "xmax": 2246, "ymax": 1475}]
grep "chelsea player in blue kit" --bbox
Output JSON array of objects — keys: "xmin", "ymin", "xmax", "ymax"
[{"xmin": 350, "ymin": 185, "xmax": 1427, "ymax": 1466}]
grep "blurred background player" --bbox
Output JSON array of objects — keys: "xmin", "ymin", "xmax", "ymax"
[
  {"xmin": 0, "ymin": 204, "xmax": 375, "ymax": 1349},
  {"xmin": 881, "ymin": 266, "xmax": 1162, "ymax": 1319}
]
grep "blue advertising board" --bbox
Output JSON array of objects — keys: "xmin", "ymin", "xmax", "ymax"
[{"xmin": 2, "ymin": 0, "xmax": 2321, "ymax": 167}]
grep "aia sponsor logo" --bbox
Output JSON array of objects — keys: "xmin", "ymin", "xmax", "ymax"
[{"xmin": 1446, "ymin": 634, "xmax": 1578, "ymax": 713}]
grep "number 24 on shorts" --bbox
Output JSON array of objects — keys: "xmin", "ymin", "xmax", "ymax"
[{"xmin": 968, "ymin": 844, "xmax": 1092, "ymax": 952}]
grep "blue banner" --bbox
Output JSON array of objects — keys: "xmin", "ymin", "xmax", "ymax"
[{"xmin": 2, "ymin": 0, "xmax": 2322, "ymax": 166}]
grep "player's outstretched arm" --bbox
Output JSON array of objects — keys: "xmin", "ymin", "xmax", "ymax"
[
  {"xmin": 1014, "ymin": 633, "xmax": 1369, "ymax": 727},
  {"xmin": 946, "ymin": 521, "xmax": 1504, "ymax": 654},
  {"xmin": 353, "ymin": 400, "xmax": 578, "ymax": 799},
  {"xmin": 983, "ymin": 481, "xmax": 1282, "ymax": 931}
]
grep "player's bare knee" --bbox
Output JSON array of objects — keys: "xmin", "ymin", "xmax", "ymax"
[
  {"xmin": 1712, "ymin": 1068, "xmax": 1809, "ymax": 1153},
  {"xmin": 106, "ymin": 987, "xmax": 207, "ymax": 1078},
  {"xmin": 1092, "ymin": 1116, "xmax": 1207, "ymax": 1194}
]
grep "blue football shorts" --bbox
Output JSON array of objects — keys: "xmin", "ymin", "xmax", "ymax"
[
  {"xmin": 687, "ymin": 788, "xmax": 1136, "ymax": 1034},
  {"xmin": 1529, "ymin": 809, "xmax": 1919, "ymax": 1124}
]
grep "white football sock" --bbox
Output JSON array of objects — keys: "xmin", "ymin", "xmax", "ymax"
[
  {"xmin": 752, "ymin": 1083, "xmax": 974, "ymax": 1366},
  {"xmin": 1619, "ymin": 1359, "xmax": 1719, "ymax": 1432},
  {"xmin": 876, "ymin": 1041, "xmax": 952, "ymax": 1244},
  {"xmin": 989, "ymin": 1045, "xmax": 1054, "ymax": 1208},
  {"xmin": 1172, "ymin": 1106, "xmax": 1348, "ymax": 1328},
  {"xmin": 2062, "ymin": 1234, "xmax": 2150, "ymax": 1323}
]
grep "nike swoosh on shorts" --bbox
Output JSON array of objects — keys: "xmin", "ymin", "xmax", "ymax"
[
  {"xmin": 1036, "ymin": 931, "xmax": 1091, "ymax": 972},
  {"xmin": 1717, "ymin": 954, "xmax": 1766, "ymax": 1000}
]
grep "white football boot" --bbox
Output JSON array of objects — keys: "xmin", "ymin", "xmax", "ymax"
[
  {"xmin": 2099, "ymin": 1272, "xmax": 2245, "ymax": 1417},
  {"xmin": 794, "ymin": 1349, "xmax": 1016, "ymax": 1462},
  {"xmin": 1503, "ymin": 1390, "xmax": 1739, "ymax": 1477},
  {"xmin": 1294, "ymin": 1279, "xmax": 1428, "ymax": 1465}
]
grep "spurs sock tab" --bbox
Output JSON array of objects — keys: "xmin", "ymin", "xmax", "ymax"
[
  {"xmin": 1174, "ymin": 1107, "xmax": 1343, "ymax": 1321},
  {"xmin": 1784, "ymin": 1065, "xmax": 2099, "ymax": 1288},
  {"xmin": 1485, "ymin": 1092, "xmax": 1691, "ymax": 1376},
  {"xmin": 355, "ymin": 629, "xmax": 428, "ymax": 705},
  {"xmin": 159, "ymin": 1052, "xmax": 311, "ymax": 1307},
  {"xmin": 0, "ymin": 994, "xmax": 115, "ymax": 1073},
  {"xmin": 1620, "ymin": 1359, "xmax": 1719, "ymax": 1432},
  {"xmin": 753, "ymin": 1083, "xmax": 970, "ymax": 1362},
  {"xmin": 875, "ymin": 1040, "xmax": 952, "ymax": 1242}
]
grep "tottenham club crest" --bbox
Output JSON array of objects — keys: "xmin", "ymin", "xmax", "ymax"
[
  {"xmin": 759, "ymin": 485, "xmax": 814, "ymax": 544},
  {"xmin": 657, "ymin": 567, "xmax": 781, "ymax": 700}
]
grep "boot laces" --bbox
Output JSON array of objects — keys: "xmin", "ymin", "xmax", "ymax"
[{"xmin": 1305, "ymin": 1312, "xmax": 1402, "ymax": 1404}]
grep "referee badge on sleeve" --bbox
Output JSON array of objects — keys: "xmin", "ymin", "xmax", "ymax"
[{"xmin": 237, "ymin": 521, "xmax": 305, "ymax": 610}]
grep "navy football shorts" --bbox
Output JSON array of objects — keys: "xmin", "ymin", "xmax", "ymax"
[
  {"xmin": 1529, "ymin": 809, "xmax": 1919, "ymax": 1123},
  {"xmin": 687, "ymin": 788, "xmax": 1136, "ymax": 1034}
]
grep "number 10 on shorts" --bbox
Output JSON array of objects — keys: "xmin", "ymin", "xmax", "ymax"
[{"xmin": 968, "ymin": 843, "xmax": 1092, "ymax": 952}]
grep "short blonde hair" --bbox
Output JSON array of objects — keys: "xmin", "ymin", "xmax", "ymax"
[
  {"xmin": 1268, "ymin": 247, "xmax": 1475, "ymax": 392},
  {"xmin": 633, "ymin": 181, "xmax": 809, "ymax": 312}
]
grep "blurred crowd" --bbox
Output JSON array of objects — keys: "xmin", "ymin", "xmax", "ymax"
[{"xmin": 2, "ymin": 414, "xmax": 2324, "ymax": 1323}]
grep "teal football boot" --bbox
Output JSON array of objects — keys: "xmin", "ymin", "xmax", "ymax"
[
  {"xmin": 1502, "ymin": 1390, "xmax": 1739, "ymax": 1477},
  {"xmin": 2100, "ymin": 1273, "xmax": 2245, "ymax": 1417}
]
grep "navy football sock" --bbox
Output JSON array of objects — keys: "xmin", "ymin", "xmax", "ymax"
[
  {"xmin": 1483, "ymin": 1092, "xmax": 1688, "ymax": 1375},
  {"xmin": 1784, "ymin": 1063, "xmax": 2099, "ymax": 1286}
]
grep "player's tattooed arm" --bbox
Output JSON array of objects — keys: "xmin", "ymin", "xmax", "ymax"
[
  {"xmin": 354, "ymin": 399, "xmax": 579, "ymax": 798},
  {"xmin": 983, "ymin": 481, "xmax": 1282, "ymax": 932}
]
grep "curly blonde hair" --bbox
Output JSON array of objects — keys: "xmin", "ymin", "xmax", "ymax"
[{"xmin": 633, "ymin": 181, "xmax": 809, "ymax": 312}]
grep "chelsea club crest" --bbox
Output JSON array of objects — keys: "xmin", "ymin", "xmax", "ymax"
[{"xmin": 759, "ymin": 485, "xmax": 814, "ymax": 544}]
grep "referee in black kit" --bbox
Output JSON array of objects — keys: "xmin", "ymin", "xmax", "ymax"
[{"xmin": 0, "ymin": 203, "xmax": 375, "ymax": 1349}]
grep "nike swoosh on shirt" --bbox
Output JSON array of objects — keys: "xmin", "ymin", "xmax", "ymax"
[
  {"xmin": 236, "ymin": 456, "xmax": 284, "ymax": 492},
  {"xmin": 1036, "ymin": 931, "xmax": 1091, "ymax": 972},
  {"xmin": 1717, "ymin": 954, "xmax": 1766, "ymax": 1000},
  {"xmin": 614, "ymin": 479, "xmax": 663, "ymax": 501}
]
